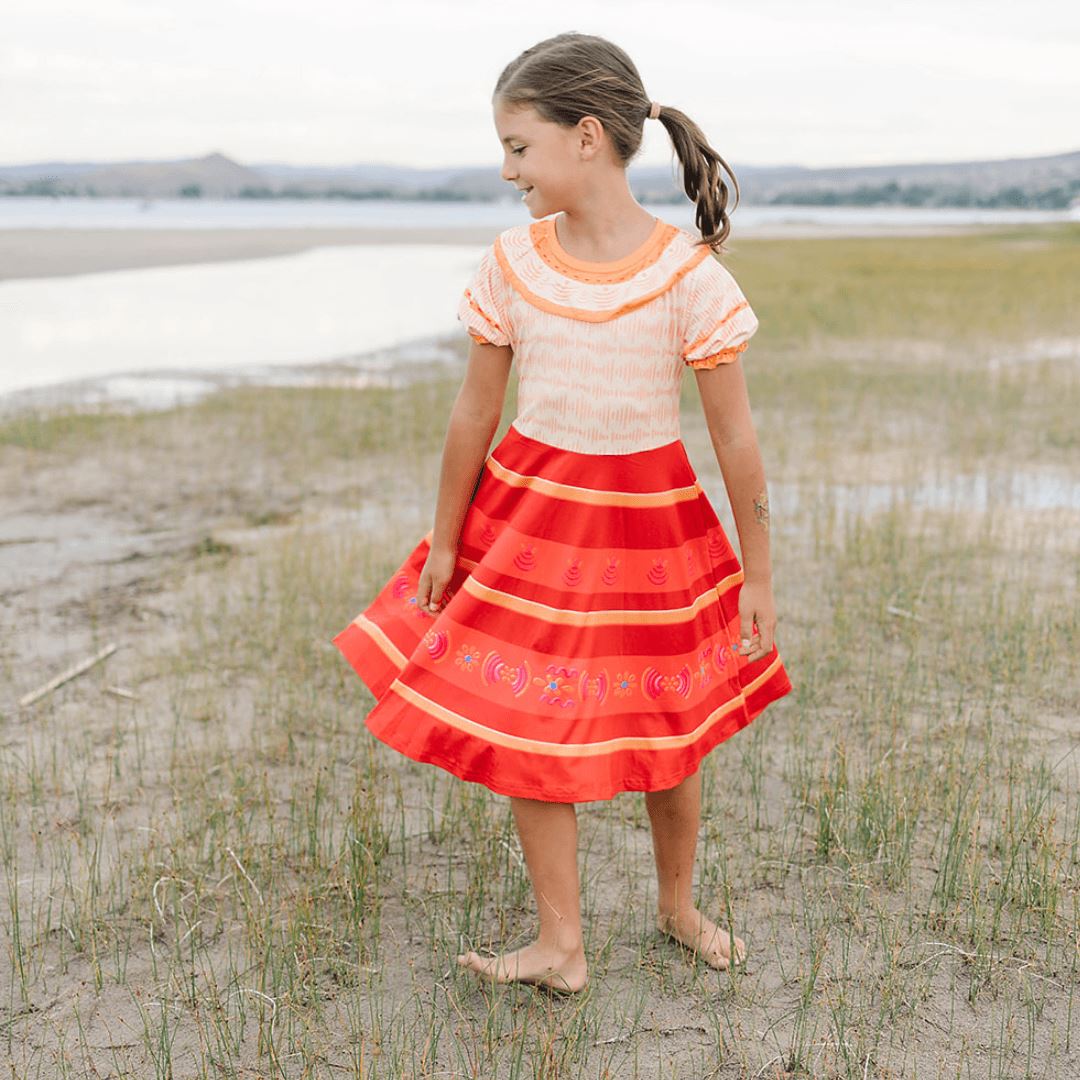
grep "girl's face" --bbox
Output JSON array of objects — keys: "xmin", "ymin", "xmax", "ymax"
[{"xmin": 493, "ymin": 100, "xmax": 589, "ymax": 217}]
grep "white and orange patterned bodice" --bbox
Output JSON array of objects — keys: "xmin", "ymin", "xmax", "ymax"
[{"xmin": 456, "ymin": 215, "xmax": 759, "ymax": 455}]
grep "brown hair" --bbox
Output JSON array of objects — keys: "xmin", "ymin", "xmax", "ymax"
[{"xmin": 493, "ymin": 32, "xmax": 742, "ymax": 256}]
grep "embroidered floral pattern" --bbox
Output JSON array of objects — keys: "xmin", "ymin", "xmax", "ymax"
[
  {"xmin": 641, "ymin": 665, "xmax": 694, "ymax": 700},
  {"xmin": 455, "ymin": 643, "xmax": 481, "ymax": 672},
  {"xmin": 477, "ymin": 651, "xmax": 531, "ymax": 696},
  {"xmin": 579, "ymin": 670, "xmax": 608, "ymax": 703},
  {"xmin": 695, "ymin": 643, "xmax": 720, "ymax": 688},
  {"xmin": 402, "ymin": 568, "xmax": 743, "ymax": 710},
  {"xmin": 513, "ymin": 542, "xmax": 537, "ymax": 572},
  {"xmin": 476, "ymin": 535, "xmax": 718, "ymax": 592},
  {"xmin": 646, "ymin": 558, "xmax": 669, "ymax": 586},
  {"xmin": 423, "ymin": 628, "xmax": 450, "ymax": 661},
  {"xmin": 534, "ymin": 665, "xmax": 577, "ymax": 708}
]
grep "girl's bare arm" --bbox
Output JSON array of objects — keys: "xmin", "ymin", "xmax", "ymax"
[
  {"xmin": 430, "ymin": 339, "xmax": 514, "ymax": 552},
  {"xmin": 693, "ymin": 359, "xmax": 772, "ymax": 585}
]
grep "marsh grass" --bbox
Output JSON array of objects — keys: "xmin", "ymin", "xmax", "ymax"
[{"xmin": 1, "ymin": 224, "xmax": 1078, "ymax": 1077}]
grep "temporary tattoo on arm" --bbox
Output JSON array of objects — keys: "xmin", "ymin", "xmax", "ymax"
[{"xmin": 753, "ymin": 487, "xmax": 770, "ymax": 532}]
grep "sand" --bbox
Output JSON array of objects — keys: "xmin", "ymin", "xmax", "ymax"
[
  {"xmin": 0, "ymin": 220, "xmax": 998, "ymax": 282},
  {"xmin": 3, "ymin": 223, "xmax": 1078, "ymax": 1076}
]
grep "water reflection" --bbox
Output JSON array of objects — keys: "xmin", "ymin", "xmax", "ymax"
[
  {"xmin": 748, "ymin": 470, "xmax": 1080, "ymax": 518},
  {"xmin": 4, "ymin": 196, "xmax": 1077, "ymax": 230},
  {"xmin": 0, "ymin": 243, "xmax": 484, "ymax": 398}
]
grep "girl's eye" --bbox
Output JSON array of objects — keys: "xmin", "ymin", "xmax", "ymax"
[{"xmin": 512, "ymin": 147, "xmax": 525, "ymax": 155}]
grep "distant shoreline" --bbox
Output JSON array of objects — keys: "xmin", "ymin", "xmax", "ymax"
[{"xmin": 0, "ymin": 221, "xmax": 1022, "ymax": 282}]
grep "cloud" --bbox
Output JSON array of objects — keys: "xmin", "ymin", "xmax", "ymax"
[{"xmin": 1, "ymin": 0, "xmax": 1076, "ymax": 166}]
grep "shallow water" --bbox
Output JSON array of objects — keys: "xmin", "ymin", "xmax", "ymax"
[
  {"xmin": 3, "ymin": 199, "xmax": 1076, "ymax": 412},
  {"xmin": 5, "ymin": 196, "xmax": 1077, "ymax": 230},
  {"xmin": 763, "ymin": 468, "xmax": 1080, "ymax": 516},
  {"xmin": 686, "ymin": 458, "xmax": 1080, "ymax": 539},
  {"xmin": 0, "ymin": 243, "xmax": 485, "ymax": 401},
  {"xmin": 0, "ymin": 336, "xmax": 461, "ymax": 419}
]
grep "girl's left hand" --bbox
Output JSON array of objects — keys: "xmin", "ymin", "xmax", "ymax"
[{"xmin": 737, "ymin": 580, "xmax": 778, "ymax": 662}]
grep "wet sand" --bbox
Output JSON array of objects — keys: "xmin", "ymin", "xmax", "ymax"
[{"xmin": 0, "ymin": 220, "xmax": 1000, "ymax": 282}]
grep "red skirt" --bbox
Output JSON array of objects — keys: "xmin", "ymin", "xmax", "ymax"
[{"xmin": 332, "ymin": 422, "xmax": 793, "ymax": 803}]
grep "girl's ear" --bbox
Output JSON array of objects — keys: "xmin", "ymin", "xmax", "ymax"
[{"xmin": 576, "ymin": 115, "xmax": 604, "ymax": 157}]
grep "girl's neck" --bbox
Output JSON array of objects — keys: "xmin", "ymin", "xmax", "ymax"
[{"xmin": 552, "ymin": 205, "xmax": 658, "ymax": 264}]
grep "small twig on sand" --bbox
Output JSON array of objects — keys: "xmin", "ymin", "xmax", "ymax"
[
  {"xmin": 19, "ymin": 643, "xmax": 118, "ymax": 708},
  {"xmin": 226, "ymin": 847, "xmax": 264, "ymax": 905},
  {"xmin": 104, "ymin": 685, "xmax": 140, "ymax": 700}
]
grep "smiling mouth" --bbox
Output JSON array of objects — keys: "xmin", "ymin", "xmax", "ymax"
[{"xmin": 519, "ymin": 187, "xmax": 533, "ymax": 198}]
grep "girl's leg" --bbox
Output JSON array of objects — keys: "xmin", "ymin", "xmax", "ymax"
[
  {"xmin": 456, "ymin": 795, "xmax": 589, "ymax": 992},
  {"xmin": 644, "ymin": 768, "xmax": 747, "ymax": 968}
]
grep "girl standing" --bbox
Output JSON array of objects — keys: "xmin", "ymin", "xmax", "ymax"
[{"xmin": 333, "ymin": 32, "xmax": 792, "ymax": 994}]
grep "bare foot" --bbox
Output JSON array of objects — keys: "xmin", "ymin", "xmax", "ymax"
[
  {"xmin": 656, "ymin": 908, "xmax": 747, "ymax": 970},
  {"xmin": 456, "ymin": 940, "xmax": 589, "ymax": 994}
]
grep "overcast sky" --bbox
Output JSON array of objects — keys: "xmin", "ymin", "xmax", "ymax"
[{"xmin": 4, "ymin": 0, "xmax": 1078, "ymax": 171}]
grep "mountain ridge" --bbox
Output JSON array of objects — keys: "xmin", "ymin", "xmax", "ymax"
[{"xmin": 2, "ymin": 148, "xmax": 1078, "ymax": 208}]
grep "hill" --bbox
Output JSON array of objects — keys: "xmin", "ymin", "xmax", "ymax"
[{"xmin": 2, "ymin": 147, "xmax": 1078, "ymax": 209}]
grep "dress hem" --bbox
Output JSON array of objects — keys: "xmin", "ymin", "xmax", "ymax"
[
  {"xmin": 335, "ymin": 617, "xmax": 794, "ymax": 804},
  {"xmin": 361, "ymin": 674, "xmax": 791, "ymax": 804}
]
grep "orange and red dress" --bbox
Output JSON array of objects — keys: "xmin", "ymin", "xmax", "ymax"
[{"xmin": 332, "ymin": 215, "xmax": 793, "ymax": 802}]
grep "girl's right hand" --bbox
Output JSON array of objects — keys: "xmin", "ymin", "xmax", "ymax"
[{"xmin": 417, "ymin": 543, "xmax": 458, "ymax": 614}]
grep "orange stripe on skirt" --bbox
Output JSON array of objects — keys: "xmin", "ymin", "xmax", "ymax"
[{"xmin": 332, "ymin": 421, "xmax": 793, "ymax": 802}]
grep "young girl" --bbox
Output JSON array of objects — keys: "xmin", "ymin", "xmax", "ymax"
[{"xmin": 333, "ymin": 32, "xmax": 792, "ymax": 994}]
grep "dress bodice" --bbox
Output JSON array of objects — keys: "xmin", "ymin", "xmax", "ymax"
[{"xmin": 457, "ymin": 215, "xmax": 759, "ymax": 455}]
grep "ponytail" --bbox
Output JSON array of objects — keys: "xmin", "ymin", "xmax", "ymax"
[{"xmin": 651, "ymin": 103, "xmax": 741, "ymax": 256}]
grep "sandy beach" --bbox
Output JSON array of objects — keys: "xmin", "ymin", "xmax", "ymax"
[
  {"xmin": 0, "ymin": 219, "xmax": 1004, "ymax": 281},
  {"xmin": 2, "ymin": 222, "xmax": 1078, "ymax": 1076}
]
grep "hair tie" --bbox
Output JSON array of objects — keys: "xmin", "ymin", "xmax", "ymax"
[{"xmin": 648, "ymin": 101, "xmax": 662, "ymax": 120}]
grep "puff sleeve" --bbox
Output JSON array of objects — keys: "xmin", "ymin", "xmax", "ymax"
[
  {"xmin": 681, "ymin": 254, "xmax": 759, "ymax": 369},
  {"xmin": 457, "ymin": 243, "xmax": 514, "ymax": 348}
]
